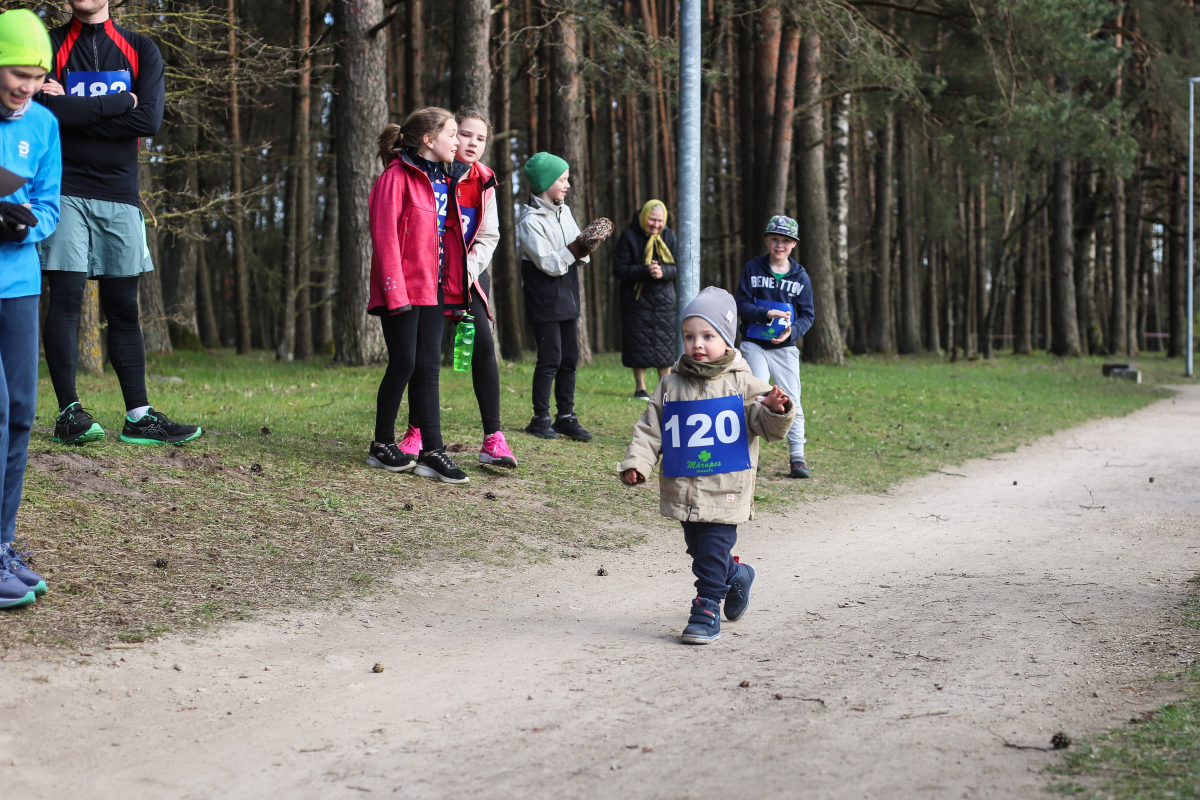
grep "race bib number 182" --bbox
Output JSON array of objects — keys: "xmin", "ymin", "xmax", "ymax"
[
  {"xmin": 66, "ymin": 70, "xmax": 132, "ymax": 97},
  {"xmin": 660, "ymin": 394, "xmax": 752, "ymax": 478}
]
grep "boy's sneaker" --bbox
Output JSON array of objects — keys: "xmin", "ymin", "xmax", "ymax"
[
  {"xmin": 0, "ymin": 565, "xmax": 34, "ymax": 609},
  {"xmin": 398, "ymin": 424, "xmax": 422, "ymax": 456},
  {"xmin": 53, "ymin": 402, "xmax": 105, "ymax": 445},
  {"xmin": 724, "ymin": 559, "xmax": 755, "ymax": 621},
  {"xmin": 790, "ymin": 460, "xmax": 810, "ymax": 479},
  {"xmin": 1, "ymin": 543, "xmax": 45, "ymax": 596},
  {"xmin": 681, "ymin": 597, "xmax": 722, "ymax": 644},
  {"xmin": 120, "ymin": 408, "xmax": 202, "ymax": 445},
  {"xmin": 552, "ymin": 413, "xmax": 593, "ymax": 442},
  {"xmin": 634, "ymin": 389, "xmax": 650, "ymax": 400},
  {"xmin": 414, "ymin": 448, "xmax": 470, "ymax": 484},
  {"xmin": 479, "ymin": 431, "xmax": 518, "ymax": 468},
  {"xmin": 525, "ymin": 415, "xmax": 559, "ymax": 439},
  {"xmin": 366, "ymin": 442, "xmax": 415, "ymax": 473}
]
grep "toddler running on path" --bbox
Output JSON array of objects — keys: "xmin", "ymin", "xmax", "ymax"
[{"xmin": 620, "ymin": 287, "xmax": 794, "ymax": 644}]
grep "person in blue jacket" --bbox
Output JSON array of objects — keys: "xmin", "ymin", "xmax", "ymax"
[
  {"xmin": 735, "ymin": 215, "xmax": 814, "ymax": 479},
  {"xmin": 0, "ymin": 9, "xmax": 61, "ymax": 607}
]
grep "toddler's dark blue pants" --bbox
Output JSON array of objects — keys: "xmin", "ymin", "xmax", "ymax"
[{"xmin": 681, "ymin": 521, "xmax": 738, "ymax": 601}]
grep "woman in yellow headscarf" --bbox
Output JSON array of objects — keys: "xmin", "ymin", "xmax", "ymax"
[{"xmin": 612, "ymin": 199, "xmax": 678, "ymax": 398}]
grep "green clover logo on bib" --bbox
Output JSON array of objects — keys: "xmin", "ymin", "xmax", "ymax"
[{"xmin": 698, "ymin": 450, "xmax": 712, "ymax": 463}]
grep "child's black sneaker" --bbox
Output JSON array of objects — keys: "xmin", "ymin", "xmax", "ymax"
[
  {"xmin": 53, "ymin": 402, "xmax": 105, "ymax": 445},
  {"xmin": 552, "ymin": 413, "xmax": 593, "ymax": 442},
  {"xmin": 790, "ymin": 460, "xmax": 810, "ymax": 479},
  {"xmin": 414, "ymin": 447, "xmax": 470, "ymax": 484},
  {"xmin": 120, "ymin": 408, "xmax": 202, "ymax": 445},
  {"xmin": 681, "ymin": 597, "xmax": 721, "ymax": 644},
  {"xmin": 633, "ymin": 389, "xmax": 650, "ymax": 400},
  {"xmin": 525, "ymin": 415, "xmax": 559, "ymax": 439},
  {"xmin": 724, "ymin": 559, "xmax": 755, "ymax": 621},
  {"xmin": 366, "ymin": 442, "xmax": 415, "ymax": 472}
]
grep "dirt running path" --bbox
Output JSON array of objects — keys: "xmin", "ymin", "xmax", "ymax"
[{"xmin": 4, "ymin": 386, "xmax": 1200, "ymax": 800}]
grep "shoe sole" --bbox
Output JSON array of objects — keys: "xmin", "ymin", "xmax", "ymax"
[
  {"xmin": 725, "ymin": 565, "xmax": 755, "ymax": 621},
  {"xmin": 365, "ymin": 456, "xmax": 416, "ymax": 473},
  {"xmin": 54, "ymin": 423, "xmax": 106, "ymax": 445},
  {"xmin": 681, "ymin": 631, "xmax": 720, "ymax": 645},
  {"xmin": 32, "ymin": 580, "xmax": 46, "ymax": 596},
  {"xmin": 414, "ymin": 464, "xmax": 470, "ymax": 484},
  {"xmin": 0, "ymin": 591, "xmax": 35, "ymax": 609},
  {"xmin": 120, "ymin": 427, "xmax": 204, "ymax": 445},
  {"xmin": 479, "ymin": 453, "xmax": 518, "ymax": 468}
]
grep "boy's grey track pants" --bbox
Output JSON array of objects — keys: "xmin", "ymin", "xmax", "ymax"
[{"xmin": 739, "ymin": 339, "xmax": 806, "ymax": 462}]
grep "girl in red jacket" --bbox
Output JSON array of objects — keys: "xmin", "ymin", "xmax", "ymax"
[
  {"xmin": 398, "ymin": 108, "xmax": 517, "ymax": 468},
  {"xmin": 367, "ymin": 107, "xmax": 471, "ymax": 484}
]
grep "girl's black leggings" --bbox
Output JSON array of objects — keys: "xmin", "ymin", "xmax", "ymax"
[
  {"xmin": 409, "ymin": 272, "xmax": 502, "ymax": 437},
  {"xmin": 376, "ymin": 303, "xmax": 444, "ymax": 450},
  {"xmin": 42, "ymin": 271, "xmax": 149, "ymax": 412}
]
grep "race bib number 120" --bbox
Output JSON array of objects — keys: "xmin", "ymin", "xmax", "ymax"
[
  {"xmin": 660, "ymin": 394, "xmax": 751, "ymax": 477},
  {"xmin": 66, "ymin": 70, "xmax": 132, "ymax": 97}
]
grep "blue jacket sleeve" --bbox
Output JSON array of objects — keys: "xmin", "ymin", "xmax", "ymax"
[
  {"xmin": 792, "ymin": 270, "xmax": 815, "ymax": 338},
  {"xmin": 24, "ymin": 117, "xmax": 61, "ymax": 245},
  {"xmin": 735, "ymin": 262, "xmax": 769, "ymax": 322}
]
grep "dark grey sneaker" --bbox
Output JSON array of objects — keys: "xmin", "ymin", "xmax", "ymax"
[
  {"xmin": 790, "ymin": 460, "xmax": 810, "ymax": 479},
  {"xmin": 414, "ymin": 447, "xmax": 469, "ymax": 484},
  {"xmin": 525, "ymin": 415, "xmax": 559, "ymax": 439},
  {"xmin": 552, "ymin": 413, "xmax": 593, "ymax": 442},
  {"xmin": 366, "ymin": 442, "xmax": 415, "ymax": 473},
  {"xmin": 120, "ymin": 408, "xmax": 202, "ymax": 445},
  {"xmin": 681, "ymin": 597, "xmax": 721, "ymax": 644},
  {"xmin": 53, "ymin": 402, "xmax": 105, "ymax": 445},
  {"xmin": 724, "ymin": 559, "xmax": 755, "ymax": 621}
]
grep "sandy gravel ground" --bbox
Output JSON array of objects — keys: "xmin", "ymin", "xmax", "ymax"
[{"xmin": 3, "ymin": 386, "xmax": 1199, "ymax": 800}]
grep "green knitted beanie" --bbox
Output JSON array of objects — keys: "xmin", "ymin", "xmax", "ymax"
[
  {"xmin": 0, "ymin": 10, "xmax": 51, "ymax": 72},
  {"xmin": 524, "ymin": 152, "xmax": 570, "ymax": 196}
]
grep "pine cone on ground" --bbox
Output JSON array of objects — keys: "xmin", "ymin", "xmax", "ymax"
[{"xmin": 1050, "ymin": 732, "xmax": 1071, "ymax": 750}]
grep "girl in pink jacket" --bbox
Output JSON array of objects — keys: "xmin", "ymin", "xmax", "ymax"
[
  {"xmin": 398, "ymin": 108, "xmax": 517, "ymax": 468},
  {"xmin": 366, "ymin": 107, "xmax": 470, "ymax": 484}
]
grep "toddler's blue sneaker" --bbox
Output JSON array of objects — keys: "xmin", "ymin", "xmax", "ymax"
[
  {"xmin": 0, "ymin": 565, "xmax": 35, "ymax": 609},
  {"xmin": 2, "ymin": 543, "xmax": 45, "ymax": 596},
  {"xmin": 724, "ymin": 559, "xmax": 756, "ymax": 621},
  {"xmin": 681, "ymin": 597, "xmax": 721, "ymax": 645}
]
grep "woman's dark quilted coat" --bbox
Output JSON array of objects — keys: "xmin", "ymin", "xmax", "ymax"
[{"xmin": 612, "ymin": 213, "xmax": 678, "ymax": 369}]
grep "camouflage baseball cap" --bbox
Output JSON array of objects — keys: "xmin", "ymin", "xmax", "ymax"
[{"xmin": 764, "ymin": 215, "xmax": 799, "ymax": 242}]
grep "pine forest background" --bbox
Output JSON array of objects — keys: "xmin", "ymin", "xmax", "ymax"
[{"xmin": 18, "ymin": 0, "xmax": 1200, "ymax": 369}]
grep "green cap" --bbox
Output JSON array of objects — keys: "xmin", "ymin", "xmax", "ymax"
[
  {"xmin": 764, "ymin": 215, "xmax": 799, "ymax": 242},
  {"xmin": 0, "ymin": 10, "xmax": 51, "ymax": 72},
  {"xmin": 524, "ymin": 152, "xmax": 570, "ymax": 196}
]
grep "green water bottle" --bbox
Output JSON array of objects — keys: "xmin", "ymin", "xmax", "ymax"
[{"xmin": 453, "ymin": 315, "xmax": 476, "ymax": 372}]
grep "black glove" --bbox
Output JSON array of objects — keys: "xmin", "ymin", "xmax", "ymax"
[{"xmin": 0, "ymin": 202, "xmax": 36, "ymax": 243}]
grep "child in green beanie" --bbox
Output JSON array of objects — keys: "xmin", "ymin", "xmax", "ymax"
[{"xmin": 516, "ymin": 152, "xmax": 612, "ymax": 442}]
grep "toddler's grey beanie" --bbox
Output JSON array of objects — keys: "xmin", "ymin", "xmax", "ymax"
[{"xmin": 682, "ymin": 286, "xmax": 738, "ymax": 347}]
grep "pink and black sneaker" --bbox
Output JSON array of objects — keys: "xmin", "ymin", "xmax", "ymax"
[
  {"xmin": 479, "ymin": 431, "xmax": 518, "ymax": 468},
  {"xmin": 399, "ymin": 424, "xmax": 422, "ymax": 457}
]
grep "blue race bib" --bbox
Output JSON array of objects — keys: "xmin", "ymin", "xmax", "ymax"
[
  {"xmin": 432, "ymin": 180, "xmax": 449, "ymax": 236},
  {"xmin": 460, "ymin": 207, "xmax": 479, "ymax": 242},
  {"xmin": 661, "ymin": 394, "xmax": 752, "ymax": 477},
  {"xmin": 66, "ymin": 70, "xmax": 132, "ymax": 97},
  {"xmin": 746, "ymin": 298, "xmax": 792, "ymax": 342}
]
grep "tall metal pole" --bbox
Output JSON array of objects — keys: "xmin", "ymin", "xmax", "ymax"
[
  {"xmin": 1189, "ymin": 78, "xmax": 1198, "ymax": 378},
  {"xmin": 676, "ymin": 0, "xmax": 701, "ymax": 350}
]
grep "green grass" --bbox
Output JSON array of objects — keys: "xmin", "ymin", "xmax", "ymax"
[
  {"xmin": 1049, "ymin": 578, "xmax": 1200, "ymax": 798},
  {"xmin": 10, "ymin": 347, "xmax": 1181, "ymax": 646}
]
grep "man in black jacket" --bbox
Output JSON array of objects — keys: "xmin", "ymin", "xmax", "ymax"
[{"xmin": 34, "ymin": 0, "xmax": 200, "ymax": 446}]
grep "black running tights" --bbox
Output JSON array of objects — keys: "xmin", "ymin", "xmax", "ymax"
[
  {"xmin": 409, "ymin": 273, "xmax": 502, "ymax": 437},
  {"xmin": 42, "ymin": 271, "xmax": 149, "ymax": 412},
  {"xmin": 375, "ymin": 304, "xmax": 444, "ymax": 450}
]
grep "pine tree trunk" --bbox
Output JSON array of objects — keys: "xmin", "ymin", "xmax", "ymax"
[
  {"xmin": 196, "ymin": 231, "xmax": 218, "ymax": 349},
  {"xmin": 333, "ymin": 0, "xmax": 388, "ymax": 365},
  {"xmin": 1168, "ymin": 170, "xmax": 1186, "ymax": 357},
  {"xmin": 736, "ymin": 11, "xmax": 756, "ymax": 263},
  {"xmin": 896, "ymin": 111, "xmax": 919, "ymax": 354},
  {"xmin": 550, "ymin": 12, "xmax": 591, "ymax": 364},
  {"xmin": 763, "ymin": 24, "xmax": 798, "ymax": 218},
  {"xmin": 228, "ymin": 0, "xmax": 252, "ymax": 354},
  {"xmin": 1014, "ymin": 193, "xmax": 1033, "ymax": 354},
  {"xmin": 452, "ymin": 0, "xmax": 491, "ymax": 111},
  {"xmin": 1108, "ymin": 173, "xmax": 1127, "ymax": 355},
  {"xmin": 493, "ymin": 4, "xmax": 522, "ymax": 361},
  {"xmin": 294, "ymin": 0, "xmax": 314, "ymax": 359},
  {"xmin": 406, "ymin": 0, "xmax": 424, "ymax": 108},
  {"xmin": 975, "ymin": 181, "xmax": 990, "ymax": 357},
  {"xmin": 1073, "ymin": 164, "xmax": 1098, "ymax": 356},
  {"xmin": 1050, "ymin": 150, "xmax": 1082, "ymax": 356},
  {"xmin": 869, "ymin": 110, "xmax": 895, "ymax": 354},
  {"xmin": 750, "ymin": 6, "xmax": 780, "ymax": 241},
  {"xmin": 1126, "ymin": 156, "xmax": 1145, "ymax": 357},
  {"xmin": 138, "ymin": 159, "xmax": 173, "ymax": 355}
]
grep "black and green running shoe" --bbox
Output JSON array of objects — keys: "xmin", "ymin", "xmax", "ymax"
[
  {"xmin": 119, "ymin": 407, "xmax": 202, "ymax": 445},
  {"xmin": 53, "ymin": 402, "xmax": 106, "ymax": 445}
]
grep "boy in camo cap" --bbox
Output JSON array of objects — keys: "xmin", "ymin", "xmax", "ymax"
[{"xmin": 734, "ymin": 215, "xmax": 814, "ymax": 479}]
